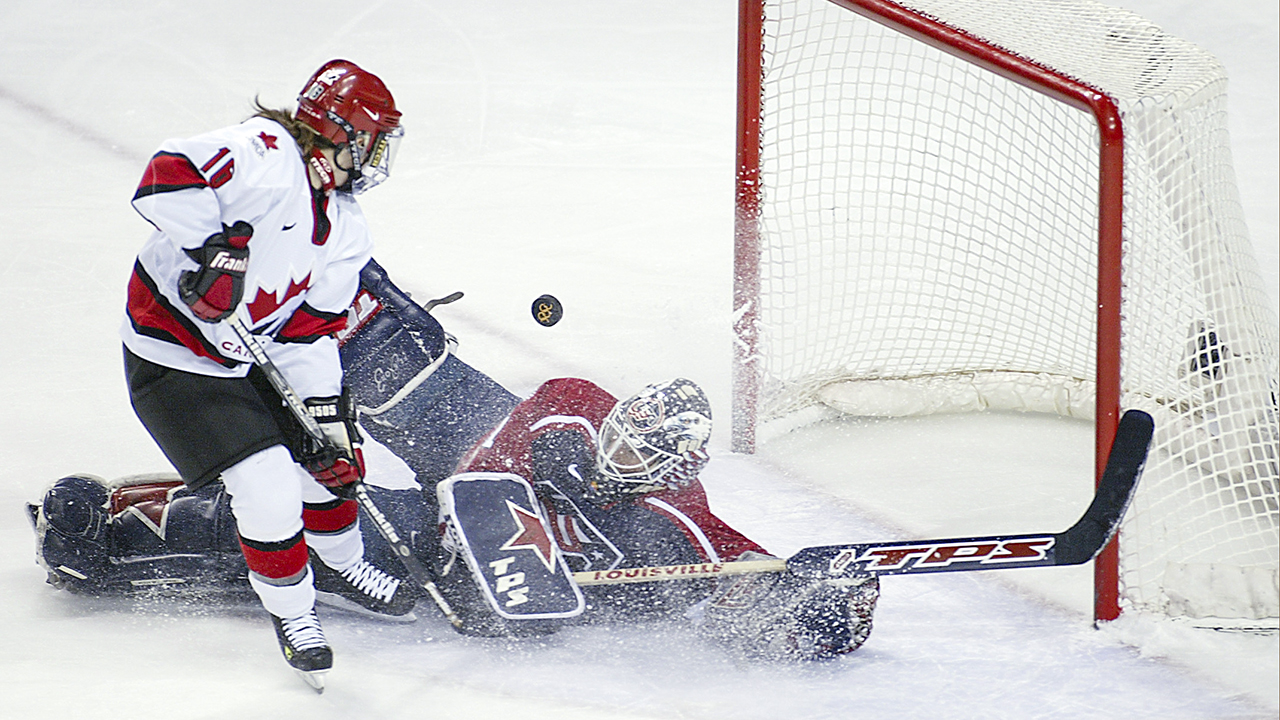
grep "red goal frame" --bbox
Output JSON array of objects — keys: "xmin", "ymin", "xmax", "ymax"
[{"xmin": 732, "ymin": 0, "xmax": 1128, "ymax": 622}]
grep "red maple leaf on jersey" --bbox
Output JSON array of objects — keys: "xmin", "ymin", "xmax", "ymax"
[
  {"xmin": 500, "ymin": 501, "xmax": 557, "ymax": 572},
  {"xmin": 258, "ymin": 131, "xmax": 278, "ymax": 150},
  {"xmin": 246, "ymin": 273, "xmax": 311, "ymax": 323}
]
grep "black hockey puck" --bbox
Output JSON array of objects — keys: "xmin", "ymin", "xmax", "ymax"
[{"xmin": 532, "ymin": 294, "xmax": 563, "ymax": 327}]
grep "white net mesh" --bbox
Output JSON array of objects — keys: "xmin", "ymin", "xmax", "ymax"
[{"xmin": 748, "ymin": 0, "xmax": 1278, "ymax": 620}]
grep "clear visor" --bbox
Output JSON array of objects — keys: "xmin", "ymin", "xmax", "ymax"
[{"xmin": 350, "ymin": 125, "xmax": 403, "ymax": 194}]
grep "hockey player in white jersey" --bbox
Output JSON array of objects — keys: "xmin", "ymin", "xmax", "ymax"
[{"xmin": 120, "ymin": 59, "xmax": 412, "ymax": 690}]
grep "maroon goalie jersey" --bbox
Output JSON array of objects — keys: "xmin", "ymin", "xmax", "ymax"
[{"xmin": 458, "ymin": 378, "xmax": 767, "ymax": 567}]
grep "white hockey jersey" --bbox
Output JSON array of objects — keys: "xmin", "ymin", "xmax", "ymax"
[{"xmin": 121, "ymin": 116, "xmax": 372, "ymax": 399}]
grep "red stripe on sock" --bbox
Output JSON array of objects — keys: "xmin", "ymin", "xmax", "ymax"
[
  {"xmin": 302, "ymin": 499, "xmax": 357, "ymax": 534},
  {"xmin": 240, "ymin": 532, "xmax": 309, "ymax": 580}
]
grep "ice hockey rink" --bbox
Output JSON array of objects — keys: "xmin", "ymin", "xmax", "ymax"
[{"xmin": 0, "ymin": 1, "xmax": 1275, "ymax": 718}]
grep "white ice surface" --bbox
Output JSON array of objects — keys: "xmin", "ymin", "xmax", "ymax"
[{"xmin": 0, "ymin": 1, "xmax": 1275, "ymax": 718}]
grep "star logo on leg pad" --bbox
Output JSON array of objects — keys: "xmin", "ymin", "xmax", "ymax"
[{"xmin": 500, "ymin": 501, "xmax": 557, "ymax": 572}]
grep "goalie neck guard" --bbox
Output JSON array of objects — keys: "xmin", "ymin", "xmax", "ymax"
[{"xmin": 597, "ymin": 378, "xmax": 712, "ymax": 492}]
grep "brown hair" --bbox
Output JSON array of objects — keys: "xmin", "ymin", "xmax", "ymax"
[{"xmin": 251, "ymin": 97, "xmax": 333, "ymax": 156}]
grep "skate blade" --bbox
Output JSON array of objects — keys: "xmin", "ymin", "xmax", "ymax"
[
  {"xmin": 316, "ymin": 591, "xmax": 419, "ymax": 623},
  {"xmin": 296, "ymin": 668, "xmax": 328, "ymax": 693}
]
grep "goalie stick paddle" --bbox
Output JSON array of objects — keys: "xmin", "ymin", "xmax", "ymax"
[
  {"xmin": 574, "ymin": 409, "xmax": 1154, "ymax": 586},
  {"xmin": 226, "ymin": 314, "xmax": 464, "ymax": 628}
]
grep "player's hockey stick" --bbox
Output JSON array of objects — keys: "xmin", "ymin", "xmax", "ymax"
[
  {"xmin": 227, "ymin": 313, "xmax": 464, "ymax": 628},
  {"xmin": 574, "ymin": 409, "xmax": 1153, "ymax": 586}
]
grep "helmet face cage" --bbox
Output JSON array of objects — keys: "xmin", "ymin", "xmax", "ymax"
[
  {"xmin": 296, "ymin": 60, "xmax": 402, "ymax": 193},
  {"xmin": 349, "ymin": 124, "xmax": 402, "ymax": 194},
  {"xmin": 597, "ymin": 379, "xmax": 713, "ymax": 490}
]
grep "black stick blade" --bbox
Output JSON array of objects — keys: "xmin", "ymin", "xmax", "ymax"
[
  {"xmin": 786, "ymin": 409, "xmax": 1154, "ymax": 578},
  {"xmin": 1053, "ymin": 409, "xmax": 1154, "ymax": 565}
]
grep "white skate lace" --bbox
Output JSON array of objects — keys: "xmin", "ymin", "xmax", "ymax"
[
  {"xmin": 280, "ymin": 611, "xmax": 327, "ymax": 651},
  {"xmin": 340, "ymin": 560, "xmax": 401, "ymax": 603}
]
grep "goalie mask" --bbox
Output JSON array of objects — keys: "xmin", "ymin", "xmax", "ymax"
[
  {"xmin": 597, "ymin": 379, "xmax": 713, "ymax": 491},
  {"xmin": 296, "ymin": 59, "xmax": 403, "ymax": 194}
]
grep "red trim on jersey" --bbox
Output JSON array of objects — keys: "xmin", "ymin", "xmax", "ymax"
[
  {"xmin": 199, "ymin": 147, "xmax": 230, "ymax": 173},
  {"xmin": 126, "ymin": 262, "xmax": 239, "ymax": 367},
  {"xmin": 239, "ymin": 531, "xmax": 309, "ymax": 580},
  {"xmin": 133, "ymin": 151, "xmax": 209, "ymax": 199},
  {"xmin": 640, "ymin": 484, "xmax": 768, "ymax": 562},
  {"xmin": 461, "ymin": 378, "xmax": 618, "ymax": 479},
  {"xmin": 277, "ymin": 302, "xmax": 348, "ymax": 344},
  {"xmin": 302, "ymin": 498, "xmax": 358, "ymax": 534}
]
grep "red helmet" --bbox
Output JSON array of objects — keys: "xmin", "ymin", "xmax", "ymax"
[{"xmin": 296, "ymin": 59, "xmax": 403, "ymax": 193}]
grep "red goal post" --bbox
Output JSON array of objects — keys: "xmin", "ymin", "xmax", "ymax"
[{"xmin": 733, "ymin": 0, "xmax": 1278, "ymax": 624}]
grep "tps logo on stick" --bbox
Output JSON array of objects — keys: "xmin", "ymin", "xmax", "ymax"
[{"xmin": 532, "ymin": 294, "xmax": 563, "ymax": 327}]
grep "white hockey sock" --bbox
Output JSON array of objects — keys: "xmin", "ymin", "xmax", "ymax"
[
  {"xmin": 307, "ymin": 524, "xmax": 364, "ymax": 573},
  {"xmin": 249, "ymin": 565, "xmax": 317, "ymax": 620}
]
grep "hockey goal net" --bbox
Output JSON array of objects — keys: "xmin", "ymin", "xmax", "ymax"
[{"xmin": 732, "ymin": 0, "xmax": 1278, "ymax": 623}]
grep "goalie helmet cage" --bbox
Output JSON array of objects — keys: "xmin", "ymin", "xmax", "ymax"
[{"xmin": 731, "ymin": 0, "xmax": 1279, "ymax": 624}]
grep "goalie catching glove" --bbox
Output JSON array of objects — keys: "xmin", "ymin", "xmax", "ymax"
[
  {"xmin": 301, "ymin": 389, "xmax": 365, "ymax": 497},
  {"xmin": 178, "ymin": 221, "xmax": 253, "ymax": 322},
  {"xmin": 691, "ymin": 551, "xmax": 880, "ymax": 662}
]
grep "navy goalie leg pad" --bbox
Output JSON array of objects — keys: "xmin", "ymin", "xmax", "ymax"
[
  {"xmin": 340, "ymin": 259, "xmax": 451, "ymax": 412},
  {"xmin": 31, "ymin": 474, "xmax": 250, "ymax": 595},
  {"xmin": 32, "ymin": 475, "xmax": 112, "ymax": 590},
  {"xmin": 340, "ymin": 259, "xmax": 519, "ymax": 486},
  {"xmin": 433, "ymin": 472, "xmax": 585, "ymax": 636},
  {"xmin": 108, "ymin": 477, "xmax": 249, "ymax": 593},
  {"xmin": 362, "ymin": 354, "xmax": 519, "ymax": 486},
  {"xmin": 355, "ymin": 485, "xmax": 439, "ymax": 581}
]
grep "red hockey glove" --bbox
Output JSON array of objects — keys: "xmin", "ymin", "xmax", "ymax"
[
  {"xmin": 301, "ymin": 390, "xmax": 366, "ymax": 498},
  {"xmin": 177, "ymin": 221, "xmax": 253, "ymax": 322}
]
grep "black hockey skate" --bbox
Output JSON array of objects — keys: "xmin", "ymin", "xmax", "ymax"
[
  {"xmin": 271, "ymin": 609, "xmax": 332, "ymax": 693},
  {"xmin": 311, "ymin": 553, "xmax": 418, "ymax": 620}
]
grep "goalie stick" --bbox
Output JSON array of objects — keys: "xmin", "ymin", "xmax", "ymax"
[
  {"xmin": 227, "ymin": 313, "xmax": 464, "ymax": 628},
  {"xmin": 575, "ymin": 409, "xmax": 1153, "ymax": 586}
]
